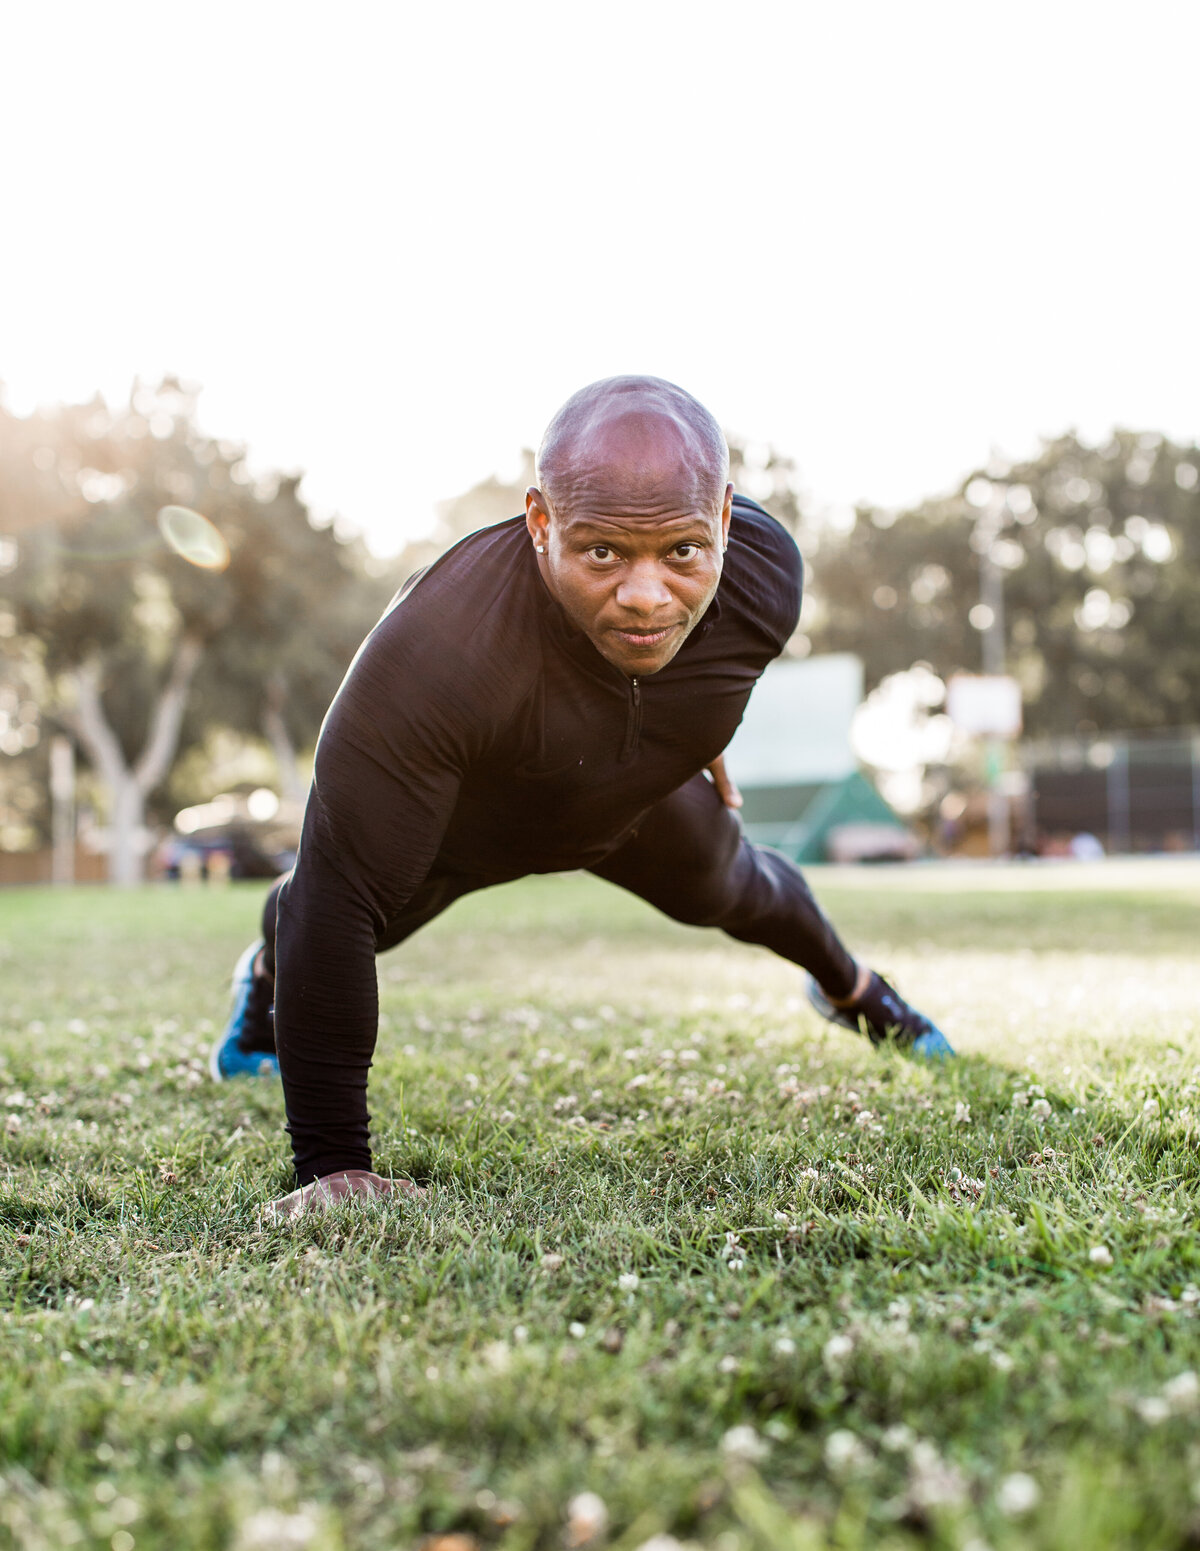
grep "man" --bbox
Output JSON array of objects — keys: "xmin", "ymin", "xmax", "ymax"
[{"xmin": 213, "ymin": 376, "xmax": 952, "ymax": 1217}]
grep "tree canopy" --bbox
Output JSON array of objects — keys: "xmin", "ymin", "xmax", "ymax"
[
  {"xmin": 804, "ymin": 430, "xmax": 1200, "ymax": 736},
  {"xmin": 0, "ymin": 381, "xmax": 392, "ymax": 875}
]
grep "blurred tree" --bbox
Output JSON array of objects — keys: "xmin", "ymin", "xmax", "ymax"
[
  {"xmin": 806, "ymin": 430, "xmax": 1200, "ymax": 736},
  {"xmin": 391, "ymin": 450, "xmax": 536, "ymax": 581},
  {"xmin": 0, "ymin": 382, "xmax": 390, "ymax": 881},
  {"xmin": 182, "ymin": 472, "xmax": 393, "ymax": 804}
]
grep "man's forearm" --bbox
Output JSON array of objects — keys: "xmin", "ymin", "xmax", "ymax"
[{"xmin": 273, "ymin": 864, "xmax": 380, "ymax": 1184}]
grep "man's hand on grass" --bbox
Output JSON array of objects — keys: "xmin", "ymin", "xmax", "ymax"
[
  {"xmin": 262, "ymin": 1169, "xmax": 424, "ymax": 1222},
  {"xmin": 706, "ymin": 753, "xmax": 742, "ymax": 809}
]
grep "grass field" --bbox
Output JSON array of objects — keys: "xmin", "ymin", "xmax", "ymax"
[{"xmin": 1, "ymin": 863, "xmax": 1199, "ymax": 1551}]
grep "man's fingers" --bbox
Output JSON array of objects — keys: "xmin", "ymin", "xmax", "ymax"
[
  {"xmin": 260, "ymin": 1186, "xmax": 308, "ymax": 1221},
  {"xmin": 261, "ymin": 1170, "xmax": 425, "ymax": 1222},
  {"xmin": 706, "ymin": 754, "xmax": 743, "ymax": 809}
]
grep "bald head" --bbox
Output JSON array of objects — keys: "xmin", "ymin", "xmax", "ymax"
[
  {"xmin": 526, "ymin": 377, "xmax": 733, "ymax": 677},
  {"xmin": 536, "ymin": 376, "xmax": 729, "ymax": 517}
]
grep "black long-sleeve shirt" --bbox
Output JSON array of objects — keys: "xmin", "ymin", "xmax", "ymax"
[{"xmin": 274, "ymin": 494, "xmax": 803, "ymax": 1179}]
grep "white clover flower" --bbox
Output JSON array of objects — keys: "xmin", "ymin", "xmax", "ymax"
[
  {"xmin": 721, "ymin": 1424, "xmax": 768, "ymax": 1462},
  {"xmin": 1136, "ymin": 1396, "xmax": 1170, "ymax": 1425},
  {"xmin": 997, "ymin": 1473, "xmax": 1040, "ymax": 1515},
  {"xmin": 854, "ymin": 1110, "xmax": 874, "ymax": 1128},
  {"xmin": 1143, "ymin": 1097, "xmax": 1161, "ymax": 1120},
  {"xmin": 823, "ymin": 1333, "xmax": 854, "ymax": 1367},
  {"xmin": 825, "ymin": 1429, "xmax": 870, "ymax": 1476},
  {"xmin": 727, "ymin": 1258, "xmax": 744, "ymax": 1271},
  {"xmin": 540, "ymin": 1252, "xmax": 564, "ymax": 1272},
  {"xmin": 1030, "ymin": 1098, "xmax": 1052, "ymax": 1121},
  {"xmin": 568, "ymin": 1321, "xmax": 587, "ymax": 1339},
  {"xmin": 1088, "ymin": 1246, "xmax": 1114, "ymax": 1268},
  {"xmin": 991, "ymin": 1351, "xmax": 1015, "ymax": 1373},
  {"xmin": 1012, "ymin": 1090, "xmax": 1029, "ymax": 1108},
  {"xmin": 481, "ymin": 1340, "xmax": 512, "ymax": 1372},
  {"xmin": 235, "ymin": 1508, "xmax": 321, "ymax": 1551},
  {"xmin": 881, "ymin": 1424, "xmax": 915, "ymax": 1452},
  {"xmin": 954, "ymin": 1101, "xmax": 971, "ymax": 1124},
  {"xmin": 717, "ymin": 1355, "xmax": 739, "ymax": 1374},
  {"xmin": 908, "ymin": 1446, "xmax": 967, "ymax": 1509},
  {"xmin": 617, "ymin": 1272, "xmax": 640, "ymax": 1293},
  {"xmin": 773, "ymin": 1335, "xmax": 796, "ymax": 1356},
  {"xmin": 1164, "ymin": 1371, "xmax": 1200, "ymax": 1410},
  {"xmin": 566, "ymin": 1491, "xmax": 609, "ymax": 1542}
]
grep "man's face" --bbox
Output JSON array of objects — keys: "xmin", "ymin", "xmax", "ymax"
[{"xmin": 526, "ymin": 469, "xmax": 732, "ymax": 678}]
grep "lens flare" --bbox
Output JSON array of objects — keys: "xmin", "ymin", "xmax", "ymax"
[{"xmin": 157, "ymin": 506, "xmax": 230, "ymax": 571}]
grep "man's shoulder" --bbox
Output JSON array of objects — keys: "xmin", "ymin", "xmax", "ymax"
[
  {"xmin": 719, "ymin": 493, "xmax": 804, "ymax": 651},
  {"xmin": 387, "ymin": 515, "xmax": 532, "ymax": 621},
  {"xmin": 335, "ymin": 516, "xmax": 539, "ymax": 731},
  {"xmin": 378, "ymin": 516, "xmax": 538, "ymax": 656},
  {"xmin": 728, "ymin": 493, "xmax": 802, "ymax": 575}
]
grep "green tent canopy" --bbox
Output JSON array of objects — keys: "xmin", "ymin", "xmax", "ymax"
[
  {"xmin": 738, "ymin": 772, "xmax": 911, "ymax": 863},
  {"xmin": 725, "ymin": 654, "xmax": 914, "ymax": 863}
]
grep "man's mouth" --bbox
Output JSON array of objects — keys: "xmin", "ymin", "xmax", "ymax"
[{"xmin": 611, "ymin": 623, "xmax": 679, "ymax": 649}]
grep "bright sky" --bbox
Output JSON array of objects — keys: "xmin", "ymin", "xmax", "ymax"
[{"xmin": 2, "ymin": 1, "xmax": 1197, "ymax": 554}]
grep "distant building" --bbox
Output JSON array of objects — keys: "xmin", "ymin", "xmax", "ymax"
[
  {"xmin": 725, "ymin": 655, "xmax": 915, "ymax": 863},
  {"xmin": 1023, "ymin": 729, "xmax": 1200, "ymax": 853}
]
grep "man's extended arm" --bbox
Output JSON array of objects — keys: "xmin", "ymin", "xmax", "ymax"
[{"xmin": 272, "ymin": 605, "xmax": 493, "ymax": 1185}]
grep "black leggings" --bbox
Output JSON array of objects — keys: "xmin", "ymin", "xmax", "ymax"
[{"xmin": 261, "ymin": 773, "xmax": 856, "ymax": 997}]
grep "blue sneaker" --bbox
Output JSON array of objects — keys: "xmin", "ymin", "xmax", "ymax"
[
  {"xmin": 210, "ymin": 940, "xmax": 280, "ymax": 1080},
  {"xmin": 807, "ymin": 969, "xmax": 955, "ymax": 1059}
]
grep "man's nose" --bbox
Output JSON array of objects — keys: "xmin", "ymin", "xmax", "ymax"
[{"xmin": 615, "ymin": 561, "xmax": 673, "ymax": 615}]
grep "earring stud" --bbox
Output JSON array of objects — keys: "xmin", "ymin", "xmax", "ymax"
[{"xmin": 535, "ymin": 544, "xmax": 546, "ymax": 553}]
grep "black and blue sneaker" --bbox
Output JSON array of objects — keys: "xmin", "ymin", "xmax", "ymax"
[
  {"xmin": 807, "ymin": 968, "xmax": 955, "ymax": 1060},
  {"xmin": 209, "ymin": 940, "xmax": 280, "ymax": 1080}
]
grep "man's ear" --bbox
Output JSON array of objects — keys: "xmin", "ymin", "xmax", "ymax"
[
  {"xmin": 526, "ymin": 487, "xmax": 551, "ymax": 551},
  {"xmin": 720, "ymin": 483, "xmax": 733, "ymax": 552}
]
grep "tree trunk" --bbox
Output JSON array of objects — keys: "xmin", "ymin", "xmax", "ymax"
[
  {"xmin": 64, "ymin": 636, "xmax": 204, "ymax": 886},
  {"xmin": 107, "ymin": 774, "xmax": 146, "ymax": 887}
]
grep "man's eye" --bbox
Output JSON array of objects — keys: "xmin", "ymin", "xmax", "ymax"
[
  {"xmin": 588, "ymin": 545, "xmax": 618, "ymax": 562},
  {"xmin": 673, "ymin": 542, "xmax": 700, "ymax": 559}
]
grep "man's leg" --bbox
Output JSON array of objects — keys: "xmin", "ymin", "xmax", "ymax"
[
  {"xmin": 589, "ymin": 773, "xmax": 952, "ymax": 1053},
  {"xmin": 211, "ymin": 867, "xmax": 500, "ymax": 1080}
]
